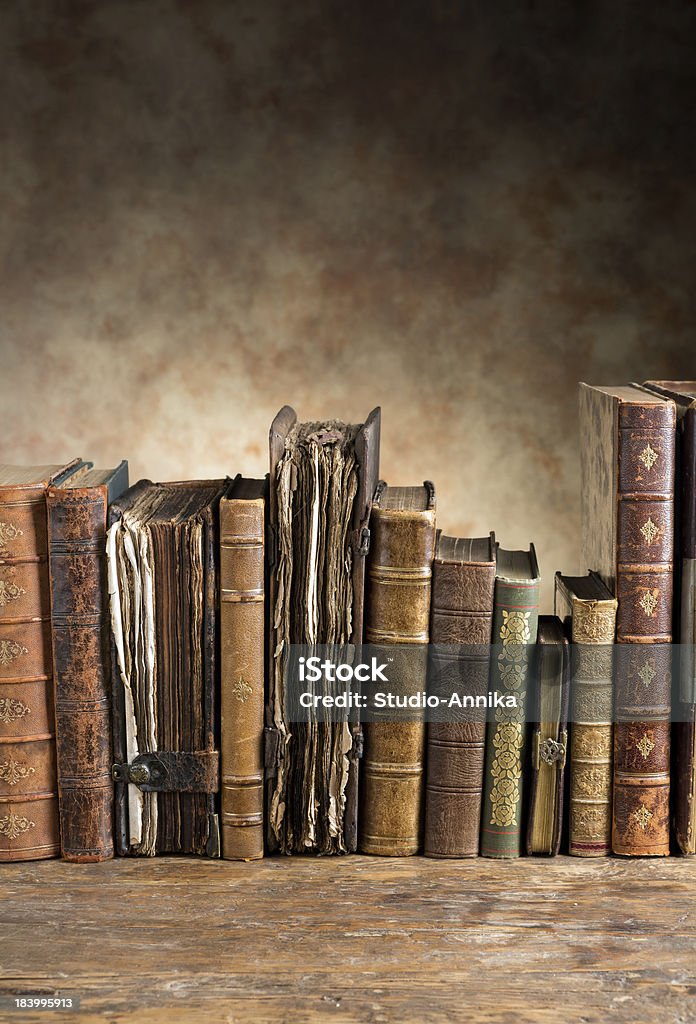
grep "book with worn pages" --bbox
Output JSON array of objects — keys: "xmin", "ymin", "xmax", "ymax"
[
  {"xmin": 107, "ymin": 479, "xmax": 227, "ymax": 857},
  {"xmin": 266, "ymin": 406, "xmax": 380, "ymax": 854}
]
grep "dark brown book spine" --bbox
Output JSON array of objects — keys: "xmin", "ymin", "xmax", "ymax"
[
  {"xmin": 359, "ymin": 487, "xmax": 436, "ymax": 856},
  {"xmin": 0, "ymin": 484, "xmax": 59, "ymax": 861},
  {"xmin": 613, "ymin": 401, "xmax": 674, "ymax": 856},
  {"xmin": 47, "ymin": 486, "xmax": 114, "ymax": 862},
  {"xmin": 424, "ymin": 553, "xmax": 495, "ymax": 857},
  {"xmin": 220, "ymin": 486, "xmax": 265, "ymax": 860}
]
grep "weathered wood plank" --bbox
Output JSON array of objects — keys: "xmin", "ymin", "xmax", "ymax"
[{"xmin": 1, "ymin": 856, "xmax": 695, "ymax": 1023}]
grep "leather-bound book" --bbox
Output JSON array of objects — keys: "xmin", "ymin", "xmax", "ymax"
[
  {"xmin": 219, "ymin": 476, "xmax": 266, "ymax": 861},
  {"xmin": 47, "ymin": 462, "xmax": 129, "ymax": 862},
  {"xmin": 526, "ymin": 615, "xmax": 569, "ymax": 856},
  {"xmin": 0, "ymin": 461, "xmax": 82, "ymax": 862},
  {"xmin": 359, "ymin": 482, "xmax": 436, "ymax": 856},
  {"xmin": 107, "ymin": 479, "xmax": 227, "ymax": 857},
  {"xmin": 424, "ymin": 532, "xmax": 496, "ymax": 858},
  {"xmin": 579, "ymin": 383, "xmax": 675, "ymax": 857},
  {"xmin": 266, "ymin": 407, "xmax": 380, "ymax": 854},
  {"xmin": 480, "ymin": 544, "xmax": 540, "ymax": 858},
  {"xmin": 555, "ymin": 572, "xmax": 617, "ymax": 857},
  {"xmin": 641, "ymin": 381, "xmax": 696, "ymax": 853}
]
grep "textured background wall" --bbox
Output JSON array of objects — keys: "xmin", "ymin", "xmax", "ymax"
[{"xmin": 1, "ymin": 1, "xmax": 694, "ymax": 609}]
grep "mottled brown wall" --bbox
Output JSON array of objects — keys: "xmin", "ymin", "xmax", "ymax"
[{"xmin": 1, "ymin": 1, "xmax": 695, "ymax": 609}]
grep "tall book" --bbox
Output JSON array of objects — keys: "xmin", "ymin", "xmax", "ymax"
[
  {"xmin": 107, "ymin": 479, "xmax": 226, "ymax": 857},
  {"xmin": 47, "ymin": 462, "xmax": 129, "ymax": 862},
  {"xmin": 641, "ymin": 381, "xmax": 696, "ymax": 853},
  {"xmin": 424, "ymin": 532, "xmax": 496, "ymax": 858},
  {"xmin": 266, "ymin": 407, "xmax": 381, "ymax": 854},
  {"xmin": 480, "ymin": 544, "xmax": 540, "ymax": 858},
  {"xmin": 579, "ymin": 383, "xmax": 675, "ymax": 857},
  {"xmin": 219, "ymin": 476, "xmax": 266, "ymax": 861},
  {"xmin": 0, "ymin": 461, "xmax": 82, "ymax": 862},
  {"xmin": 526, "ymin": 615, "xmax": 569, "ymax": 856},
  {"xmin": 359, "ymin": 482, "xmax": 436, "ymax": 856},
  {"xmin": 555, "ymin": 572, "xmax": 617, "ymax": 857}
]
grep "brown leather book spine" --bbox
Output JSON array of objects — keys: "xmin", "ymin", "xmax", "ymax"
[
  {"xmin": 0, "ymin": 485, "xmax": 60, "ymax": 861},
  {"xmin": 424, "ymin": 554, "xmax": 495, "ymax": 857},
  {"xmin": 220, "ymin": 485, "xmax": 265, "ymax": 860},
  {"xmin": 359, "ymin": 486, "xmax": 436, "ymax": 856},
  {"xmin": 47, "ymin": 485, "xmax": 114, "ymax": 862},
  {"xmin": 613, "ymin": 401, "xmax": 674, "ymax": 856}
]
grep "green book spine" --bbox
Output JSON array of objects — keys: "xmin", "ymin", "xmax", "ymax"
[{"xmin": 480, "ymin": 577, "xmax": 540, "ymax": 857}]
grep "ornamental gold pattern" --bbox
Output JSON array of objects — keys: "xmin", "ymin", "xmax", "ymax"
[
  {"xmin": 639, "ymin": 444, "xmax": 659, "ymax": 470},
  {"xmin": 640, "ymin": 517, "xmax": 659, "ymax": 545},
  {"xmin": 0, "ymin": 579, "xmax": 25, "ymax": 607},
  {"xmin": 0, "ymin": 811, "xmax": 35, "ymax": 841},
  {"xmin": 0, "ymin": 757, "xmax": 36, "ymax": 786},
  {"xmin": 639, "ymin": 591, "xmax": 658, "ymax": 617},
  {"xmin": 633, "ymin": 805, "xmax": 653, "ymax": 831},
  {"xmin": 0, "ymin": 640, "xmax": 28, "ymax": 667},
  {"xmin": 636, "ymin": 734, "xmax": 655, "ymax": 759},
  {"xmin": 572, "ymin": 805, "xmax": 609, "ymax": 840},
  {"xmin": 0, "ymin": 522, "xmax": 23, "ymax": 548},
  {"xmin": 638, "ymin": 659, "xmax": 656, "ymax": 688},
  {"xmin": 574, "ymin": 764, "xmax": 611, "ymax": 800},
  {"xmin": 573, "ymin": 726, "xmax": 612, "ymax": 760},
  {"xmin": 489, "ymin": 610, "xmax": 531, "ymax": 827},
  {"xmin": 0, "ymin": 698, "xmax": 31, "ymax": 724},
  {"xmin": 232, "ymin": 676, "xmax": 252, "ymax": 703}
]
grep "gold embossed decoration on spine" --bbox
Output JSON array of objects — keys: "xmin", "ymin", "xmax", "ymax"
[
  {"xmin": 0, "ymin": 461, "xmax": 83, "ymax": 862},
  {"xmin": 480, "ymin": 546, "xmax": 540, "ymax": 858},
  {"xmin": 579, "ymin": 384, "xmax": 675, "ymax": 857},
  {"xmin": 555, "ymin": 572, "xmax": 617, "ymax": 857}
]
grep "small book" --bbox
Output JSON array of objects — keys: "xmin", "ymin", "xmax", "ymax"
[
  {"xmin": 526, "ymin": 615, "xmax": 569, "ymax": 856},
  {"xmin": 47, "ymin": 462, "xmax": 130, "ymax": 862},
  {"xmin": 641, "ymin": 381, "xmax": 696, "ymax": 853},
  {"xmin": 266, "ymin": 407, "xmax": 381, "ymax": 854},
  {"xmin": 555, "ymin": 572, "xmax": 617, "ymax": 857},
  {"xmin": 480, "ymin": 544, "xmax": 540, "ymax": 858},
  {"xmin": 0, "ymin": 461, "xmax": 83, "ymax": 862},
  {"xmin": 219, "ymin": 476, "xmax": 267, "ymax": 861},
  {"xmin": 579, "ymin": 383, "xmax": 675, "ymax": 857},
  {"xmin": 424, "ymin": 532, "xmax": 496, "ymax": 858},
  {"xmin": 359, "ymin": 482, "xmax": 437, "ymax": 856},
  {"xmin": 107, "ymin": 479, "xmax": 227, "ymax": 857}
]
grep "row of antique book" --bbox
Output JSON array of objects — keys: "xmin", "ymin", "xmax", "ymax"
[{"xmin": 0, "ymin": 380, "xmax": 694, "ymax": 862}]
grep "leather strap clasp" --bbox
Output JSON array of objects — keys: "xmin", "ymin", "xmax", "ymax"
[{"xmin": 111, "ymin": 750, "xmax": 220, "ymax": 793}]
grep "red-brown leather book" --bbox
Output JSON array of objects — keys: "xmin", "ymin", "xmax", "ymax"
[
  {"xmin": 47, "ymin": 462, "xmax": 129, "ymax": 862},
  {"xmin": 219, "ymin": 476, "xmax": 267, "ymax": 861},
  {"xmin": 0, "ymin": 461, "xmax": 83, "ymax": 862},
  {"xmin": 641, "ymin": 381, "xmax": 696, "ymax": 853},
  {"xmin": 424, "ymin": 533, "xmax": 496, "ymax": 858},
  {"xmin": 579, "ymin": 383, "xmax": 675, "ymax": 857}
]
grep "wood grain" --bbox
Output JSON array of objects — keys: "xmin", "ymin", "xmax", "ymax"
[{"xmin": 2, "ymin": 856, "xmax": 696, "ymax": 1023}]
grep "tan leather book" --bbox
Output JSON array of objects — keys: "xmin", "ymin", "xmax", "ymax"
[
  {"xmin": 424, "ymin": 533, "xmax": 496, "ymax": 858},
  {"xmin": 579, "ymin": 383, "xmax": 675, "ymax": 857},
  {"xmin": 0, "ymin": 461, "xmax": 83, "ymax": 862},
  {"xmin": 266, "ymin": 407, "xmax": 381, "ymax": 855},
  {"xmin": 359, "ymin": 482, "xmax": 436, "ymax": 856},
  {"xmin": 555, "ymin": 572, "xmax": 617, "ymax": 857},
  {"xmin": 219, "ymin": 476, "xmax": 266, "ymax": 861}
]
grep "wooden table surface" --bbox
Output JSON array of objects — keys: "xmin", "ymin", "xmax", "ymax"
[{"xmin": 2, "ymin": 855, "xmax": 695, "ymax": 1023}]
